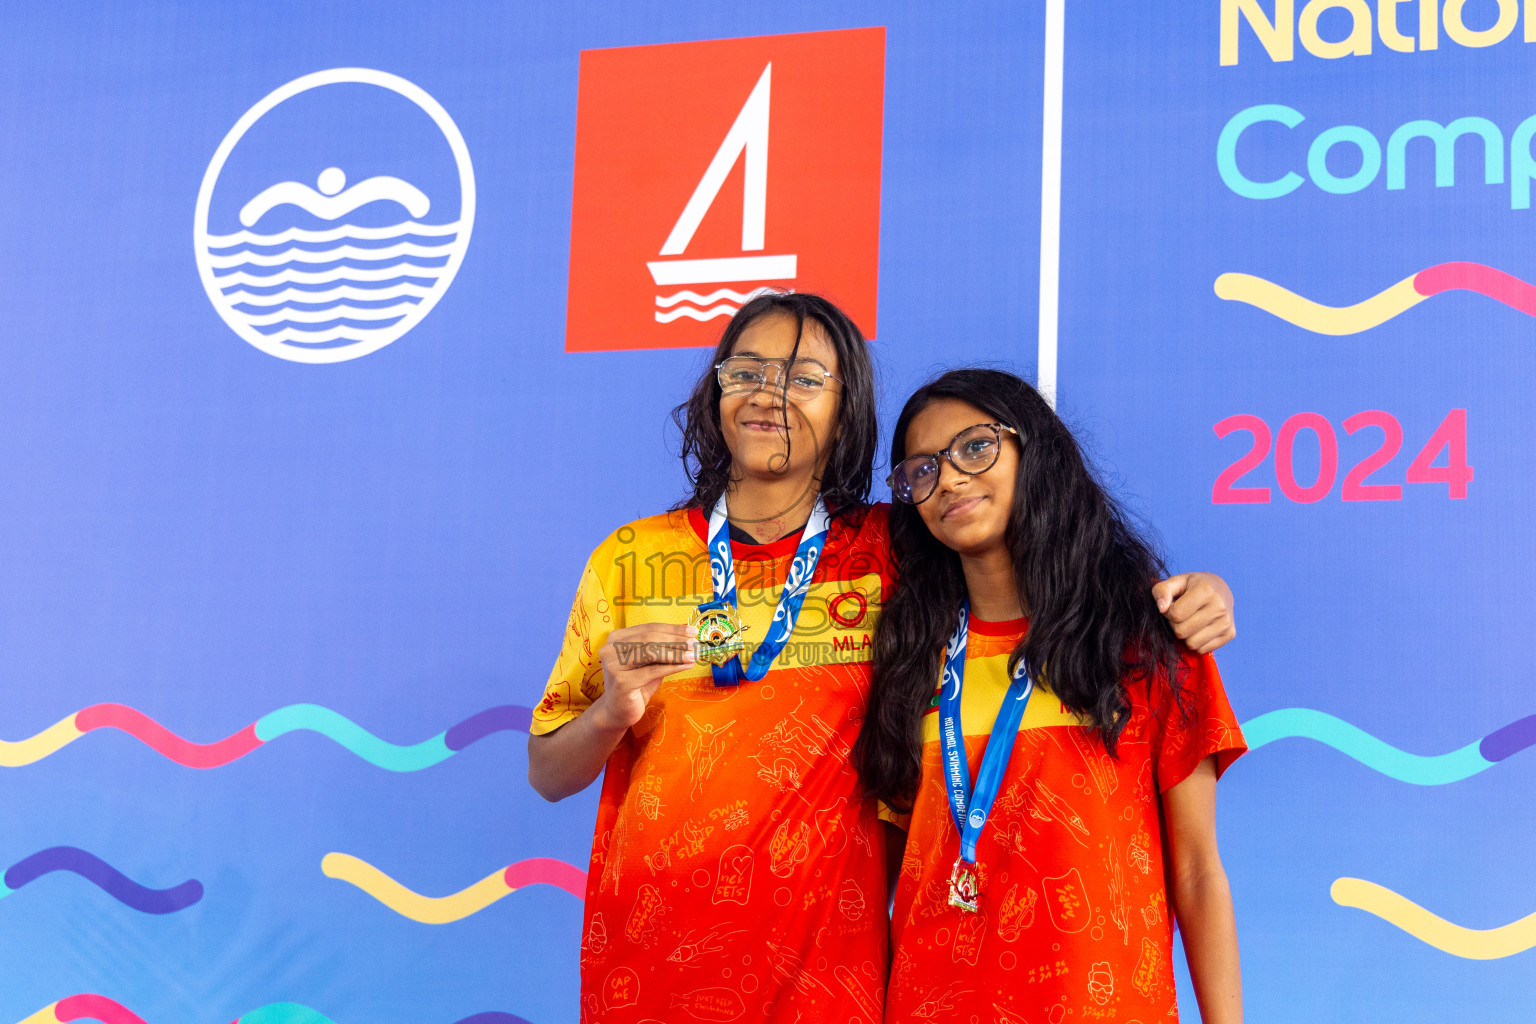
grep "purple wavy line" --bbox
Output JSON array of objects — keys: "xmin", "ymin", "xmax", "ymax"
[
  {"xmin": 1480, "ymin": 714, "xmax": 1536, "ymax": 762},
  {"xmin": 445, "ymin": 705, "xmax": 532, "ymax": 751},
  {"xmin": 452, "ymin": 1015, "xmax": 533, "ymax": 1024},
  {"xmin": 4, "ymin": 847, "xmax": 203, "ymax": 914}
]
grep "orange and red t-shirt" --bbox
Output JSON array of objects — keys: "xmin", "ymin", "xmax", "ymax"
[
  {"xmin": 533, "ymin": 505, "xmax": 895, "ymax": 1024},
  {"xmin": 887, "ymin": 616, "xmax": 1246, "ymax": 1023}
]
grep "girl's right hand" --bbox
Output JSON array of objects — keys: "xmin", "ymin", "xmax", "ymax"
[{"xmin": 593, "ymin": 623, "xmax": 697, "ymax": 730}]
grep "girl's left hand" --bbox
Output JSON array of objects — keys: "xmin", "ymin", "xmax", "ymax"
[{"xmin": 1152, "ymin": 573, "xmax": 1236, "ymax": 654}]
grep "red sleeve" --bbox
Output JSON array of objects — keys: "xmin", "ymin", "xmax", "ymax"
[
  {"xmin": 825, "ymin": 501, "xmax": 897, "ymax": 593},
  {"xmin": 862, "ymin": 502, "xmax": 898, "ymax": 592},
  {"xmin": 1149, "ymin": 652, "xmax": 1247, "ymax": 793}
]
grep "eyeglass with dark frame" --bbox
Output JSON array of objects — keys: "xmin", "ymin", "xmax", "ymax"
[
  {"xmin": 715, "ymin": 355, "xmax": 845, "ymax": 403},
  {"xmin": 886, "ymin": 422, "xmax": 1021, "ymax": 504}
]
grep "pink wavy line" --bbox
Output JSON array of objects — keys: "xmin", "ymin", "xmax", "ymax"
[
  {"xmin": 1414, "ymin": 262, "xmax": 1536, "ymax": 316},
  {"xmin": 503, "ymin": 858, "xmax": 587, "ymax": 899},
  {"xmin": 55, "ymin": 995, "xmax": 150, "ymax": 1024},
  {"xmin": 74, "ymin": 704, "xmax": 262, "ymax": 768}
]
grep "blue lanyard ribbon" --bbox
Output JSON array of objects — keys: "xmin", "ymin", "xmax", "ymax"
[
  {"xmin": 703, "ymin": 496, "xmax": 831, "ymax": 686},
  {"xmin": 938, "ymin": 601, "xmax": 1034, "ymax": 865}
]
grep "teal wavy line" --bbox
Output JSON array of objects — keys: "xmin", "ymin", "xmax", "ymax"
[
  {"xmin": 1242, "ymin": 708, "xmax": 1491, "ymax": 785},
  {"xmin": 239, "ymin": 1004, "xmax": 335, "ymax": 1024},
  {"xmin": 254, "ymin": 705, "xmax": 453, "ymax": 772}
]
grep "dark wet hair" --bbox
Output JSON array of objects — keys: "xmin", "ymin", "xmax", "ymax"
[
  {"xmin": 671, "ymin": 292, "xmax": 877, "ymax": 520},
  {"xmin": 854, "ymin": 368, "xmax": 1187, "ymax": 811}
]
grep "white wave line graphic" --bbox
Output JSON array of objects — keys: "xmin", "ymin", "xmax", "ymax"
[
  {"xmin": 214, "ymin": 266, "xmax": 444, "ymax": 287},
  {"xmin": 237, "ymin": 303, "xmax": 419, "ymax": 327},
  {"xmin": 655, "ymin": 303, "xmax": 739, "ymax": 323},
  {"xmin": 260, "ymin": 325, "xmax": 399, "ymax": 345},
  {"xmin": 240, "ymin": 176, "xmax": 429, "ymax": 227},
  {"xmin": 223, "ymin": 283, "xmax": 435, "ymax": 307},
  {"xmin": 205, "ymin": 240, "xmax": 456, "ymax": 269},
  {"xmin": 206, "ymin": 220, "xmax": 461, "ymax": 248},
  {"xmin": 655, "ymin": 287, "xmax": 766, "ymax": 308}
]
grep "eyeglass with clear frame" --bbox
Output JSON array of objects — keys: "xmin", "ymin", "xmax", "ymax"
[
  {"xmin": 715, "ymin": 355, "xmax": 844, "ymax": 403},
  {"xmin": 887, "ymin": 422, "xmax": 1021, "ymax": 504}
]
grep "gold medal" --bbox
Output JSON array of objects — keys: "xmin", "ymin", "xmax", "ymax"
[
  {"xmin": 947, "ymin": 856, "xmax": 980, "ymax": 913},
  {"xmin": 689, "ymin": 603, "xmax": 750, "ymax": 667}
]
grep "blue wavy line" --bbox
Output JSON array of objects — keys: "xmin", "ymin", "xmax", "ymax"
[
  {"xmin": 1, "ymin": 847, "xmax": 202, "ymax": 914},
  {"xmin": 234, "ymin": 1005, "xmax": 532, "ymax": 1024}
]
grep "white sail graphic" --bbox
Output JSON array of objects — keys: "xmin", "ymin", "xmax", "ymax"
[{"xmin": 647, "ymin": 63, "xmax": 796, "ymax": 321}]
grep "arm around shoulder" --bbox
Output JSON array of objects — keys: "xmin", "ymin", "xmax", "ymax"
[{"xmin": 1153, "ymin": 572, "xmax": 1236, "ymax": 655}]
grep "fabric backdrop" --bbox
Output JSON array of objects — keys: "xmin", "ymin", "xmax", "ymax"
[{"xmin": 0, "ymin": 2, "xmax": 1528, "ymax": 1021}]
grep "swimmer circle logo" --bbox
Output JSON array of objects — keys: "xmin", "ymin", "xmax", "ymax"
[{"xmin": 194, "ymin": 68, "xmax": 475, "ymax": 363}]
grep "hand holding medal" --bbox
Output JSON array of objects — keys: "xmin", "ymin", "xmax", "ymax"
[{"xmin": 593, "ymin": 622, "xmax": 699, "ymax": 731}]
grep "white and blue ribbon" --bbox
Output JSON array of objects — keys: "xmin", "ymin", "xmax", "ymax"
[
  {"xmin": 703, "ymin": 496, "xmax": 831, "ymax": 687},
  {"xmin": 939, "ymin": 601, "xmax": 1034, "ymax": 865}
]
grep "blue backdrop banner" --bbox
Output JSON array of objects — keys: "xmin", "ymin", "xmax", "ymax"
[{"xmin": 0, "ymin": 2, "xmax": 1529, "ymax": 1022}]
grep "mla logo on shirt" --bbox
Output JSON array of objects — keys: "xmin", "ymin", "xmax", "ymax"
[
  {"xmin": 828, "ymin": 589, "xmax": 869, "ymax": 629},
  {"xmin": 565, "ymin": 28, "xmax": 885, "ymax": 352},
  {"xmin": 194, "ymin": 69, "xmax": 475, "ymax": 363}
]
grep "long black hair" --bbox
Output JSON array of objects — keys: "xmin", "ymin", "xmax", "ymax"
[
  {"xmin": 854, "ymin": 368, "xmax": 1186, "ymax": 811},
  {"xmin": 671, "ymin": 291, "xmax": 878, "ymax": 519}
]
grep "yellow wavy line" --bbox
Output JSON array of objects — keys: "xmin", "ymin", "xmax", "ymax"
[
  {"xmin": 1214, "ymin": 273, "xmax": 1425, "ymax": 335},
  {"xmin": 321, "ymin": 853, "xmax": 511, "ymax": 924},
  {"xmin": 15, "ymin": 1002, "xmax": 60, "ymax": 1024},
  {"xmin": 1332, "ymin": 878, "xmax": 1536, "ymax": 959},
  {"xmin": 0, "ymin": 717, "xmax": 83, "ymax": 767}
]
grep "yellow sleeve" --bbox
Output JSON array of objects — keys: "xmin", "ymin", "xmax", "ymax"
[{"xmin": 530, "ymin": 559, "xmax": 615, "ymax": 736}]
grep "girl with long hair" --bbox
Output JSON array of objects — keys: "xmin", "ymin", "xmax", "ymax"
[
  {"xmin": 527, "ymin": 296, "xmax": 1235, "ymax": 1022},
  {"xmin": 857, "ymin": 368, "xmax": 1245, "ymax": 1023}
]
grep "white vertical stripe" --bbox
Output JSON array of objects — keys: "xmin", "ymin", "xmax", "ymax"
[{"xmin": 1038, "ymin": 0, "xmax": 1066, "ymax": 409}]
